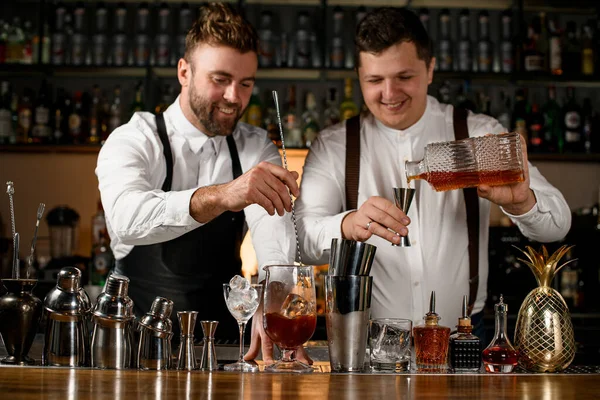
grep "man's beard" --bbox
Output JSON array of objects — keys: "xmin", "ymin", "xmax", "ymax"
[{"xmin": 188, "ymin": 83, "xmax": 244, "ymax": 137}]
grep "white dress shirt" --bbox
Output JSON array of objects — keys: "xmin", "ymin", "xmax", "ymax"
[
  {"xmin": 296, "ymin": 95, "xmax": 571, "ymax": 326},
  {"xmin": 96, "ymin": 95, "xmax": 295, "ymax": 272}
]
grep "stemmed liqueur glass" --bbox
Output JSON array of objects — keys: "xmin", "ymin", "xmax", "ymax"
[
  {"xmin": 223, "ymin": 282, "xmax": 263, "ymax": 372},
  {"xmin": 263, "ymin": 265, "xmax": 317, "ymax": 373}
]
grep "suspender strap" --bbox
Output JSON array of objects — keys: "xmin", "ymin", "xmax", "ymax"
[
  {"xmin": 226, "ymin": 134, "xmax": 243, "ymax": 179},
  {"xmin": 156, "ymin": 113, "xmax": 174, "ymax": 192},
  {"xmin": 345, "ymin": 115, "xmax": 361, "ymax": 211},
  {"xmin": 453, "ymin": 107, "xmax": 480, "ymax": 315}
]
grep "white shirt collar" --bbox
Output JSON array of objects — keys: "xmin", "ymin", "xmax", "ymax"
[
  {"xmin": 164, "ymin": 95, "xmax": 225, "ymax": 155},
  {"xmin": 374, "ymin": 96, "xmax": 430, "ymax": 138}
]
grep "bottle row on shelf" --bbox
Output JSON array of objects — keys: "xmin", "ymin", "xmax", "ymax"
[
  {"xmin": 1, "ymin": 2, "xmax": 600, "ymax": 79},
  {"xmin": 1, "ymin": 77, "xmax": 599, "ymax": 156}
]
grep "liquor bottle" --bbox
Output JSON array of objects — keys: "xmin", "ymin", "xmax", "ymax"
[
  {"xmin": 0, "ymin": 23, "xmax": 7, "ymax": 64},
  {"xmin": 437, "ymin": 9, "xmax": 453, "ymax": 71},
  {"xmin": 542, "ymin": 86, "xmax": 562, "ymax": 153},
  {"xmin": 330, "ymin": 7, "xmax": 345, "ymax": 69},
  {"xmin": 88, "ymin": 85, "xmax": 102, "ymax": 145},
  {"xmin": 130, "ymin": 82, "xmax": 145, "ymax": 117},
  {"xmin": 293, "ymin": 12, "xmax": 311, "ymax": 68},
  {"xmin": 51, "ymin": 2, "xmax": 67, "ymax": 65},
  {"xmin": 419, "ymin": 8, "xmax": 430, "ymax": 33},
  {"xmin": 71, "ymin": 2, "xmax": 87, "ymax": 66},
  {"xmin": 482, "ymin": 295, "xmax": 518, "ymax": 373},
  {"xmin": 283, "ymin": 85, "xmax": 303, "ymax": 148},
  {"xmin": 175, "ymin": 2, "xmax": 192, "ymax": 65},
  {"xmin": 0, "ymin": 81, "xmax": 12, "ymax": 144},
  {"xmin": 548, "ymin": 18, "xmax": 562, "ymax": 76},
  {"xmin": 53, "ymin": 88, "xmax": 68, "ymax": 144},
  {"xmin": 582, "ymin": 98, "xmax": 593, "ymax": 154},
  {"xmin": 413, "ymin": 291, "xmax": 450, "ymax": 372},
  {"xmin": 68, "ymin": 91, "xmax": 85, "ymax": 144},
  {"xmin": 7, "ymin": 17, "xmax": 24, "ymax": 64},
  {"xmin": 112, "ymin": 2, "xmax": 129, "ymax": 66},
  {"xmin": 263, "ymin": 92, "xmax": 281, "ymax": 147},
  {"xmin": 302, "ymin": 91, "xmax": 320, "ymax": 148},
  {"xmin": 32, "ymin": 22, "xmax": 51, "ymax": 64},
  {"xmin": 581, "ymin": 22, "xmax": 594, "ymax": 76},
  {"xmin": 499, "ymin": 9, "xmax": 514, "ymax": 73},
  {"xmin": 523, "ymin": 20, "xmax": 543, "ymax": 72},
  {"xmin": 511, "ymin": 89, "xmax": 529, "ymax": 143},
  {"xmin": 456, "ymin": 80, "xmax": 477, "ymax": 113},
  {"xmin": 528, "ymin": 103, "xmax": 544, "ymax": 153},
  {"xmin": 448, "ymin": 295, "xmax": 481, "ymax": 373},
  {"xmin": 31, "ymin": 80, "xmax": 52, "ymax": 144},
  {"xmin": 134, "ymin": 2, "xmax": 151, "ymax": 66},
  {"xmin": 92, "ymin": 2, "xmax": 108, "ymax": 66},
  {"xmin": 90, "ymin": 228, "xmax": 114, "ymax": 287},
  {"xmin": 257, "ymin": 11, "xmax": 276, "ymax": 68},
  {"xmin": 355, "ymin": 6, "xmax": 367, "ymax": 27},
  {"xmin": 108, "ymin": 85, "xmax": 123, "ymax": 134},
  {"xmin": 323, "ymin": 87, "xmax": 340, "ymax": 128},
  {"xmin": 477, "ymin": 11, "xmax": 492, "ymax": 73},
  {"xmin": 155, "ymin": 2, "xmax": 171, "ymax": 67},
  {"xmin": 91, "ymin": 199, "xmax": 106, "ymax": 248},
  {"xmin": 339, "ymin": 78, "xmax": 358, "ymax": 122},
  {"xmin": 17, "ymin": 88, "xmax": 34, "ymax": 144},
  {"xmin": 245, "ymin": 86, "xmax": 262, "ymax": 128},
  {"xmin": 537, "ymin": 13, "xmax": 549, "ymax": 71},
  {"xmin": 438, "ymin": 80, "xmax": 452, "ymax": 104},
  {"xmin": 562, "ymin": 21, "xmax": 580, "ymax": 75},
  {"xmin": 21, "ymin": 20, "xmax": 33, "ymax": 64},
  {"xmin": 457, "ymin": 9, "xmax": 472, "ymax": 72},
  {"xmin": 562, "ymin": 87, "xmax": 583, "ymax": 153}
]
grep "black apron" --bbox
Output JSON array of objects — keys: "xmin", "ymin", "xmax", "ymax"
[{"xmin": 115, "ymin": 113, "xmax": 245, "ymax": 341}]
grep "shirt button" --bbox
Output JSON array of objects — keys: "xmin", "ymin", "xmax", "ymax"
[{"xmin": 414, "ymin": 282, "xmax": 420, "ymax": 287}]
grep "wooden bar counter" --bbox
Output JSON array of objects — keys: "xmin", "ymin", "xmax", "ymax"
[{"xmin": 1, "ymin": 365, "xmax": 599, "ymax": 399}]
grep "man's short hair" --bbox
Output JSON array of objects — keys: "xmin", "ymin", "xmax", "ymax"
[
  {"xmin": 355, "ymin": 7, "xmax": 433, "ymax": 68},
  {"xmin": 184, "ymin": 2, "xmax": 258, "ymax": 63}
]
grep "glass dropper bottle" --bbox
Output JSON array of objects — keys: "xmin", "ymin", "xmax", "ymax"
[{"xmin": 482, "ymin": 294, "xmax": 519, "ymax": 373}]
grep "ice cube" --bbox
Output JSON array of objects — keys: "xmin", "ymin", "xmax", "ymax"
[
  {"xmin": 280, "ymin": 293, "xmax": 309, "ymax": 318},
  {"xmin": 227, "ymin": 290, "xmax": 246, "ymax": 311},
  {"xmin": 229, "ymin": 275, "xmax": 250, "ymax": 291}
]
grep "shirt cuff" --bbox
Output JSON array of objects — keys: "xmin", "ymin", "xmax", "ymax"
[
  {"xmin": 164, "ymin": 188, "xmax": 202, "ymax": 227},
  {"xmin": 500, "ymin": 188, "xmax": 546, "ymax": 224},
  {"xmin": 320, "ymin": 210, "xmax": 355, "ymax": 250}
]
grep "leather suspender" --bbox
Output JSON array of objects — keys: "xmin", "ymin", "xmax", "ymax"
[
  {"xmin": 345, "ymin": 115, "xmax": 361, "ymax": 211},
  {"xmin": 344, "ymin": 109, "xmax": 480, "ymax": 315},
  {"xmin": 156, "ymin": 113, "xmax": 174, "ymax": 192},
  {"xmin": 453, "ymin": 107, "xmax": 480, "ymax": 315}
]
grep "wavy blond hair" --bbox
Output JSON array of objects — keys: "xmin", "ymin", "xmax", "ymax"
[{"xmin": 184, "ymin": 2, "xmax": 258, "ymax": 63}]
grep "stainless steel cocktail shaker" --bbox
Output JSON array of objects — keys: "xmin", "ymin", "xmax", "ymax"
[
  {"xmin": 42, "ymin": 267, "xmax": 91, "ymax": 367},
  {"xmin": 137, "ymin": 297, "xmax": 174, "ymax": 370},
  {"xmin": 90, "ymin": 274, "xmax": 135, "ymax": 369}
]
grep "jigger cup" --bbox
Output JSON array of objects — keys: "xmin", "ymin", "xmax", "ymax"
[{"xmin": 392, "ymin": 188, "xmax": 415, "ymax": 247}]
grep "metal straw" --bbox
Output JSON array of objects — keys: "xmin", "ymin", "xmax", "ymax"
[
  {"xmin": 272, "ymin": 90, "xmax": 302, "ymax": 265},
  {"xmin": 27, "ymin": 203, "xmax": 45, "ymax": 278}
]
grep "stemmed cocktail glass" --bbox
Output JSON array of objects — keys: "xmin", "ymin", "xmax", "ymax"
[{"xmin": 223, "ymin": 277, "xmax": 263, "ymax": 372}]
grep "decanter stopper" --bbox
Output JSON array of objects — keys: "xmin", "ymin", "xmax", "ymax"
[{"xmin": 199, "ymin": 320, "xmax": 219, "ymax": 371}]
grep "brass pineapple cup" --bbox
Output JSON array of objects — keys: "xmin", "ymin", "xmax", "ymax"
[{"xmin": 513, "ymin": 245, "xmax": 576, "ymax": 373}]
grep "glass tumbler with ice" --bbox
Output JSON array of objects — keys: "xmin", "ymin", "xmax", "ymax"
[
  {"xmin": 223, "ymin": 275, "xmax": 263, "ymax": 372},
  {"xmin": 369, "ymin": 318, "xmax": 413, "ymax": 372}
]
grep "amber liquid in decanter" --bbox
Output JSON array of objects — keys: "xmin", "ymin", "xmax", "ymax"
[{"xmin": 413, "ymin": 291, "xmax": 450, "ymax": 372}]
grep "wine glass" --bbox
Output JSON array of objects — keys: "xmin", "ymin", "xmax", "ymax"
[
  {"xmin": 263, "ymin": 264, "xmax": 317, "ymax": 373},
  {"xmin": 223, "ymin": 282, "xmax": 263, "ymax": 372}
]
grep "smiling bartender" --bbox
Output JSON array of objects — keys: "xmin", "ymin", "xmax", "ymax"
[{"xmin": 95, "ymin": 3, "xmax": 297, "ymax": 340}]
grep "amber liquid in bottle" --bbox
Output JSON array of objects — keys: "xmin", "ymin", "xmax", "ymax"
[
  {"xmin": 448, "ymin": 295, "xmax": 481, "ymax": 373},
  {"xmin": 413, "ymin": 291, "xmax": 451, "ymax": 372},
  {"xmin": 410, "ymin": 169, "xmax": 525, "ymax": 192}
]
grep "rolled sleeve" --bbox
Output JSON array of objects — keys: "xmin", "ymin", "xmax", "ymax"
[{"xmin": 164, "ymin": 188, "xmax": 202, "ymax": 227}]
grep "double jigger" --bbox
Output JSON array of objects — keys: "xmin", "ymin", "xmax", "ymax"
[{"xmin": 392, "ymin": 187, "xmax": 415, "ymax": 247}]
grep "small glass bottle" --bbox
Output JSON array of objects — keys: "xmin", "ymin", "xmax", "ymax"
[
  {"xmin": 482, "ymin": 294, "xmax": 518, "ymax": 373},
  {"xmin": 449, "ymin": 295, "xmax": 481, "ymax": 373},
  {"xmin": 413, "ymin": 291, "xmax": 451, "ymax": 372}
]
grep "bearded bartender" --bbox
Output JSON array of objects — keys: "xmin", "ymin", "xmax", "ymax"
[{"xmin": 95, "ymin": 3, "xmax": 298, "ymax": 341}]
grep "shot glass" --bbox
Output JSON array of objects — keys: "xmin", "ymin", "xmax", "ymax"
[{"xmin": 369, "ymin": 318, "xmax": 412, "ymax": 372}]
